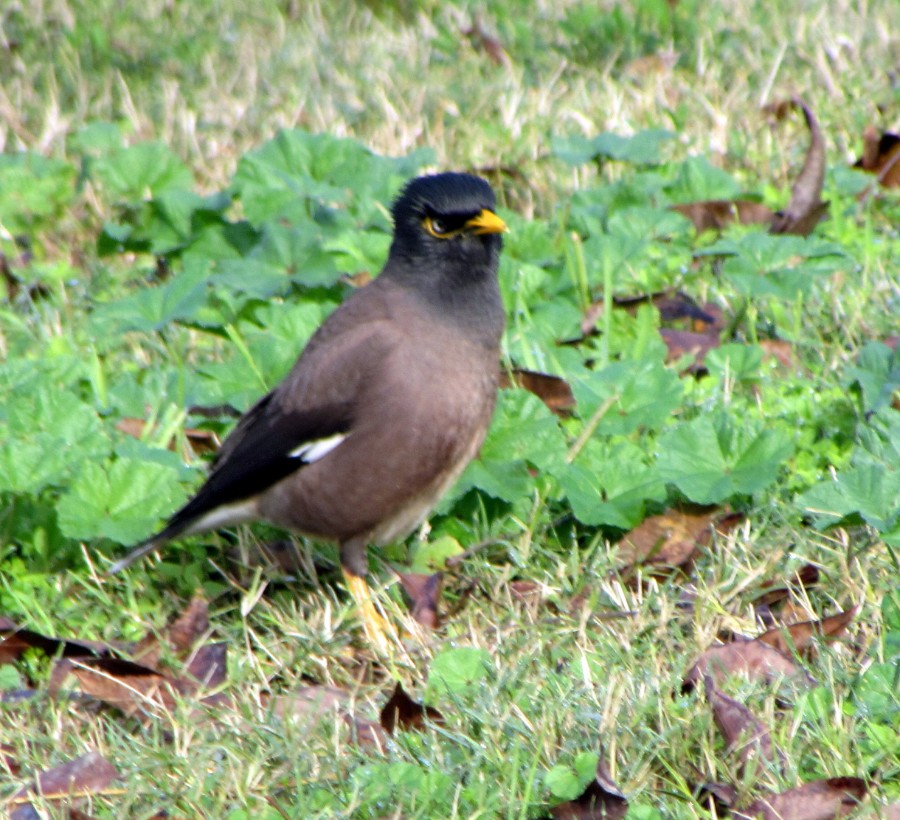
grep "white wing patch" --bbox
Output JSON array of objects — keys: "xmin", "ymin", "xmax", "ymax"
[{"xmin": 288, "ymin": 433, "xmax": 347, "ymax": 463}]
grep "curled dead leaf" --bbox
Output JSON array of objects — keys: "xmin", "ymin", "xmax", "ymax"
[
  {"xmin": 462, "ymin": 14, "xmax": 510, "ymax": 67},
  {"xmin": 770, "ymin": 98, "xmax": 827, "ymax": 236},
  {"xmin": 0, "ymin": 620, "xmax": 108, "ymax": 666},
  {"xmin": 737, "ymin": 776, "xmax": 867, "ymax": 819},
  {"xmin": 550, "ymin": 756, "xmax": 628, "ymax": 820},
  {"xmin": 581, "ymin": 291, "xmax": 721, "ymax": 340},
  {"xmin": 380, "ymin": 682, "xmax": 443, "ymax": 734},
  {"xmin": 854, "ymin": 127, "xmax": 900, "ymax": 188},
  {"xmin": 268, "ymin": 684, "xmax": 352, "ymax": 720},
  {"xmin": 617, "ymin": 508, "xmax": 743, "ymax": 577},
  {"xmin": 10, "ymin": 750, "xmax": 118, "ymax": 809},
  {"xmin": 501, "ymin": 368, "xmax": 576, "ymax": 417},
  {"xmin": 54, "ymin": 657, "xmax": 194, "ymax": 720},
  {"xmin": 184, "ymin": 642, "xmax": 228, "ymax": 689},
  {"xmin": 753, "ymin": 564, "xmax": 820, "ymax": 608},
  {"xmin": 617, "ymin": 506, "xmax": 718, "ymax": 572},
  {"xmin": 704, "ymin": 677, "xmax": 781, "ymax": 772},
  {"xmin": 267, "ymin": 685, "xmax": 387, "ymax": 751},
  {"xmin": 132, "ymin": 594, "xmax": 210, "ymax": 671},
  {"xmin": 672, "ymin": 200, "xmax": 775, "ymax": 233},
  {"xmin": 758, "ymin": 339, "xmax": 797, "ymax": 369},
  {"xmin": 508, "ymin": 579, "xmax": 543, "ymax": 604},
  {"xmin": 115, "ymin": 418, "xmax": 219, "ymax": 458},
  {"xmin": 396, "ymin": 571, "xmax": 443, "ymax": 629},
  {"xmin": 1, "ymin": 742, "xmax": 20, "ymax": 776},
  {"xmin": 684, "ymin": 639, "xmax": 815, "ymax": 692},
  {"xmin": 659, "ymin": 328, "xmax": 720, "ymax": 373},
  {"xmin": 698, "ymin": 782, "xmax": 739, "ymax": 814},
  {"xmin": 756, "ymin": 607, "xmax": 858, "ymax": 658}
]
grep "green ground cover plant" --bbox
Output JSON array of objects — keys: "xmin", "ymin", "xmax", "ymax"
[{"xmin": 1, "ymin": 0, "xmax": 898, "ymax": 817}]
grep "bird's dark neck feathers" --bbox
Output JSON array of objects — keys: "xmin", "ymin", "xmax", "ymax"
[{"xmin": 380, "ymin": 254, "xmax": 504, "ymax": 346}]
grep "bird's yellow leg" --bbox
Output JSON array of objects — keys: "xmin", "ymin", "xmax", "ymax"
[{"xmin": 342, "ymin": 569, "xmax": 391, "ymax": 655}]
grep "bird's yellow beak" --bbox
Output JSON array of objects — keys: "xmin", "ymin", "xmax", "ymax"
[{"xmin": 465, "ymin": 209, "xmax": 508, "ymax": 235}]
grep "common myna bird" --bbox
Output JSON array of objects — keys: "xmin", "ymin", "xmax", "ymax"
[{"xmin": 109, "ymin": 172, "xmax": 507, "ymax": 652}]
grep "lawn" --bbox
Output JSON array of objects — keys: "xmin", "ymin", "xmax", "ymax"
[{"xmin": 1, "ymin": 0, "xmax": 899, "ymax": 817}]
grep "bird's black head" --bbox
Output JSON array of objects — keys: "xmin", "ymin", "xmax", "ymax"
[{"xmin": 388, "ymin": 172, "xmax": 506, "ymax": 276}]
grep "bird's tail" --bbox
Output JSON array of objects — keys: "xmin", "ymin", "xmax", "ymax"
[{"xmin": 106, "ymin": 521, "xmax": 189, "ymax": 575}]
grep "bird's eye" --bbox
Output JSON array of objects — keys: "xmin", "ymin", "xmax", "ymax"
[{"xmin": 424, "ymin": 215, "xmax": 453, "ymax": 238}]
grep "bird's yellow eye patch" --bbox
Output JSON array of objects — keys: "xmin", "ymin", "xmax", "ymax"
[
  {"xmin": 423, "ymin": 215, "xmax": 457, "ymax": 239},
  {"xmin": 423, "ymin": 209, "xmax": 507, "ymax": 239}
]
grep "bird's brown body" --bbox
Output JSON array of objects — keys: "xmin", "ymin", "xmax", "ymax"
[
  {"xmin": 255, "ymin": 278, "xmax": 502, "ymax": 575},
  {"xmin": 110, "ymin": 172, "xmax": 506, "ymax": 650}
]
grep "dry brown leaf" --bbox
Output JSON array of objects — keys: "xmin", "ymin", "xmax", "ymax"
[
  {"xmin": 758, "ymin": 339, "xmax": 797, "ymax": 369},
  {"xmin": 672, "ymin": 199, "xmax": 775, "ymax": 233},
  {"xmin": 698, "ymin": 782, "xmax": 739, "ymax": 814},
  {"xmin": 56, "ymin": 657, "xmax": 193, "ymax": 719},
  {"xmin": 268, "ymin": 685, "xmax": 387, "ymax": 750},
  {"xmin": 462, "ymin": 14, "xmax": 510, "ymax": 67},
  {"xmin": 268, "ymin": 684, "xmax": 352, "ymax": 720},
  {"xmin": 579, "ymin": 301, "xmax": 605, "ymax": 338},
  {"xmin": 582, "ymin": 291, "xmax": 720, "ymax": 339},
  {"xmin": 380, "ymin": 682, "xmax": 443, "ymax": 734},
  {"xmin": 508, "ymin": 580, "xmax": 543, "ymax": 604},
  {"xmin": 659, "ymin": 328, "xmax": 720, "ymax": 372},
  {"xmin": 778, "ymin": 599, "xmax": 815, "ymax": 626},
  {"xmin": 684, "ymin": 639, "xmax": 815, "ymax": 692},
  {"xmin": 132, "ymin": 594, "xmax": 210, "ymax": 670},
  {"xmin": 67, "ymin": 810, "xmax": 101, "ymax": 820},
  {"xmin": 345, "ymin": 714, "xmax": 388, "ymax": 751},
  {"xmin": 10, "ymin": 750, "xmax": 118, "ymax": 807},
  {"xmin": 396, "ymin": 571, "xmax": 443, "ymax": 629},
  {"xmin": 770, "ymin": 98, "xmax": 827, "ymax": 236},
  {"xmin": 184, "ymin": 428, "xmax": 219, "ymax": 456},
  {"xmin": 756, "ymin": 607, "xmax": 858, "ymax": 657},
  {"xmin": 568, "ymin": 585, "xmax": 593, "ymax": 614},
  {"xmin": 550, "ymin": 756, "xmax": 628, "ymax": 820},
  {"xmin": 166, "ymin": 595, "xmax": 209, "ymax": 656},
  {"xmin": 184, "ymin": 642, "xmax": 228, "ymax": 689},
  {"xmin": 1, "ymin": 742, "xmax": 20, "ymax": 775},
  {"xmin": 617, "ymin": 508, "xmax": 743, "ymax": 576},
  {"xmin": 655, "ymin": 295, "xmax": 721, "ymax": 330},
  {"xmin": 501, "ymin": 368, "xmax": 576, "ymax": 417},
  {"xmin": 854, "ymin": 127, "xmax": 900, "ymax": 188},
  {"xmin": 115, "ymin": 419, "xmax": 218, "ymax": 457},
  {"xmin": 617, "ymin": 507, "xmax": 719, "ymax": 571},
  {"xmin": 0, "ymin": 620, "xmax": 107, "ymax": 666},
  {"xmin": 704, "ymin": 677, "xmax": 780, "ymax": 771},
  {"xmin": 737, "ymin": 777, "xmax": 867, "ymax": 819},
  {"xmin": 753, "ymin": 565, "xmax": 820, "ymax": 608},
  {"xmin": 114, "ymin": 417, "xmax": 149, "ymax": 439}
]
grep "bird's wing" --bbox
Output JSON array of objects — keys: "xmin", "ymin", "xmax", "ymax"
[
  {"xmin": 106, "ymin": 282, "xmax": 410, "ymax": 575},
  {"xmin": 126, "ymin": 311, "xmax": 401, "ymax": 546},
  {"xmin": 163, "ymin": 393, "xmax": 357, "ymax": 537},
  {"xmin": 107, "ymin": 393, "xmax": 355, "ymax": 574}
]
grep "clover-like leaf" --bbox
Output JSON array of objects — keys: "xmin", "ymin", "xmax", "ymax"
[
  {"xmin": 57, "ymin": 458, "xmax": 188, "ymax": 545},
  {"xmin": 656, "ymin": 414, "xmax": 793, "ymax": 504}
]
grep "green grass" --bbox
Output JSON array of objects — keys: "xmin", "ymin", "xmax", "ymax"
[{"xmin": 1, "ymin": 0, "xmax": 900, "ymax": 817}]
